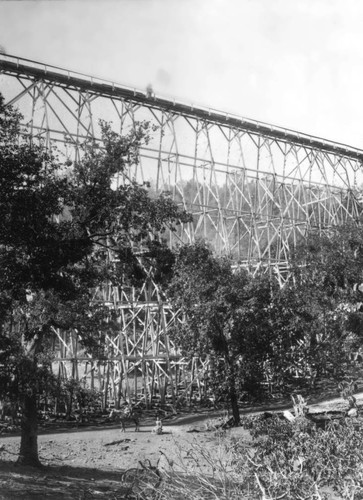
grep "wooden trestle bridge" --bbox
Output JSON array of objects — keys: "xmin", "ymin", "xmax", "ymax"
[{"xmin": 1, "ymin": 53, "xmax": 363, "ymax": 406}]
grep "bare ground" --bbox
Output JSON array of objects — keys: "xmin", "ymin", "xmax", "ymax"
[
  {"xmin": 0, "ymin": 408, "xmax": 246, "ymax": 499},
  {"xmin": 0, "ymin": 393, "xmax": 360, "ymax": 499}
]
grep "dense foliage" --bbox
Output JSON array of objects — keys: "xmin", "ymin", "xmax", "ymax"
[{"xmin": 266, "ymin": 226, "xmax": 363, "ymax": 390}]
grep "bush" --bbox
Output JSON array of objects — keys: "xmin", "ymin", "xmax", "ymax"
[{"xmin": 48, "ymin": 378, "xmax": 103, "ymax": 419}]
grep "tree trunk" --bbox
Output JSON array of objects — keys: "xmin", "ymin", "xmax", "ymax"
[
  {"xmin": 229, "ymin": 371, "xmax": 240, "ymax": 425},
  {"xmin": 17, "ymin": 393, "xmax": 42, "ymax": 467},
  {"xmin": 225, "ymin": 355, "xmax": 240, "ymax": 425}
]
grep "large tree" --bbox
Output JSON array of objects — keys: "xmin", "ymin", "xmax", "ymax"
[
  {"xmin": 167, "ymin": 241, "xmax": 275, "ymax": 423},
  {"xmin": 0, "ymin": 94, "xmax": 190, "ymax": 466}
]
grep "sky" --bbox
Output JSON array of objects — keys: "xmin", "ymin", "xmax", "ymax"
[{"xmin": 0, "ymin": 0, "xmax": 363, "ymax": 148}]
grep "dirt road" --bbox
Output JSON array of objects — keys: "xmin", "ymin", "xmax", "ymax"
[{"xmin": 0, "ymin": 409, "xmax": 236, "ymax": 499}]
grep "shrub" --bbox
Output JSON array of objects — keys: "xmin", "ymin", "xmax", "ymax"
[{"xmin": 49, "ymin": 378, "xmax": 103, "ymax": 418}]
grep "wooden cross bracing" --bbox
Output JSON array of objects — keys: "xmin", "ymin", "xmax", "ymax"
[{"xmin": 2, "ymin": 54, "xmax": 363, "ymax": 402}]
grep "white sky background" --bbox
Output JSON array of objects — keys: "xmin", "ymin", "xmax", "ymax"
[{"xmin": 0, "ymin": 0, "xmax": 363, "ymax": 148}]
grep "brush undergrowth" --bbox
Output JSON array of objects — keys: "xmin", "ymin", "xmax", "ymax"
[
  {"xmin": 237, "ymin": 415, "xmax": 363, "ymax": 499},
  {"xmin": 128, "ymin": 415, "xmax": 363, "ymax": 499}
]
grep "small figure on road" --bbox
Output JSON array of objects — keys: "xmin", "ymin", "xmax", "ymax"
[{"xmin": 152, "ymin": 417, "xmax": 163, "ymax": 435}]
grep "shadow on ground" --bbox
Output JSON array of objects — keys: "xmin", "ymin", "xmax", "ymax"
[{"xmin": 0, "ymin": 460, "xmax": 129, "ymax": 499}]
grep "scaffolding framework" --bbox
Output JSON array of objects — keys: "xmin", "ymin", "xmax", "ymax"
[{"xmin": 2, "ymin": 54, "xmax": 363, "ymax": 403}]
